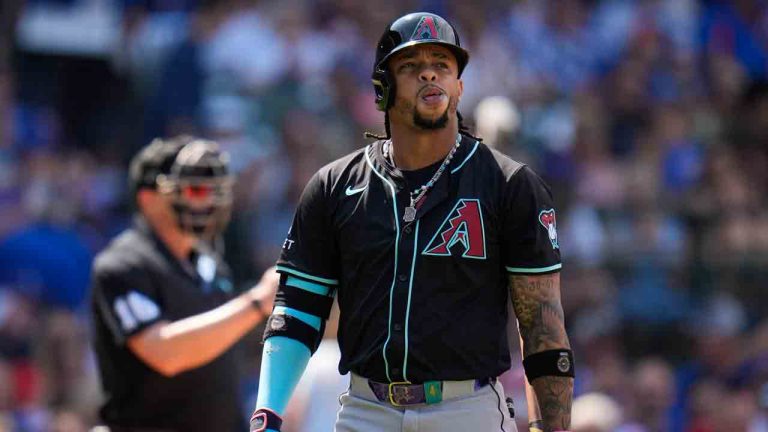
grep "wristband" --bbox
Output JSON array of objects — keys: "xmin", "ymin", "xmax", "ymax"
[
  {"xmin": 522, "ymin": 349, "xmax": 575, "ymax": 382},
  {"xmin": 529, "ymin": 420, "xmax": 544, "ymax": 432},
  {"xmin": 250, "ymin": 407, "xmax": 283, "ymax": 432}
]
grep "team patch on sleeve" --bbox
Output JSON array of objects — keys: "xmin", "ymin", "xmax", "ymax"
[
  {"xmin": 113, "ymin": 291, "xmax": 161, "ymax": 332},
  {"xmin": 538, "ymin": 209, "xmax": 559, "ymax": 250}
]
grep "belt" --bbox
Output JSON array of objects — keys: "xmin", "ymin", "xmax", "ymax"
[{"xmin": 350, "ymin": 373, "xmax": 494, "ymax": 407}]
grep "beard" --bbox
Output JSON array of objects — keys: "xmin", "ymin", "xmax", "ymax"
[
  {"xmin": 413, "ymin": 106, "xmax": 450, "ymax": 130},
  {"xmin": 394, "ymin": 94, "xmax": 458, "ymax": 131}
]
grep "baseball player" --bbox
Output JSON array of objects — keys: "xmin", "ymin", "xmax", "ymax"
[
  {"xmin": 90, "ymin": 136, "xmax": 278, "ymax": 432},
  {"xmin": 250, "ymin": 12, "xmax": 574, "ymax": 432}
]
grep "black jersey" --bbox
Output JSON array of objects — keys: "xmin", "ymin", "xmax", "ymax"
[
  {"xmin": 90, "ymin": 217, "xmax": 242, "ymax": 432},
  {"xmin": 276, "ymin": 135, "xmax": 561, "ymax": 384}
]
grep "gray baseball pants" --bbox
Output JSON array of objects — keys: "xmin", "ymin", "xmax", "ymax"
[{"xmin": 334, "ymin": 374, "xmax": 517, "ymax": 432}]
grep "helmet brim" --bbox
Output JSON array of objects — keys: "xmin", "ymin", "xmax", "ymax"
[{"xmin": 376, "ymin": 39, "xmax": 469, "ymax": 76}]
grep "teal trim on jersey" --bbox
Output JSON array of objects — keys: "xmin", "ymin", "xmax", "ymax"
[
  {"xmin": 285, "ymin": 276, "xmax": 331, "ymax": 296},
  {"xmin": 474, "ymin": 199, "xmax": 488, "ymax": 260},
  {"xmin": 273, "ymin": 306, "xmax": 322, "ymax": 331},
  {"xmin": 422, "ymin": 198, "xmax": 487, "ymax": 259},
  {"xmin": 255, "ymin": 336, "xmax": 311, "ymax": 416},
  {"xmin": 365, "ymin": 145, "xmax": 401, "ymax": 383},
  {"xmin": 402, "ymin": 219, "xmax": 420, "ymax": 382},
  {"xmin": 505, "ymin": 263, "xmax": 563, "ymax": 274},
  {"xmin": 276, "ymin": 265, "xmax": 339, "ymax": 286},
  {"xmin": 450, "ymin": 140, "xmax": 479, "ymax": 174}
]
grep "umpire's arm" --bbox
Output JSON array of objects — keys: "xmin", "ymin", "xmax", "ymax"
[{"xmin": 509, "ymin": 272, "xmax": 573, "ymax": 432}]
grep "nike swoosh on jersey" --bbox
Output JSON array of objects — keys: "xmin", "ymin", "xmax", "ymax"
[{"xmin": 345, "ymin": 184, "xmax": 368, "ymax": 196}]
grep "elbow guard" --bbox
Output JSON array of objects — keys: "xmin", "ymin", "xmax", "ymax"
[
  {"xmin": 263, "ymin": 274, "xmax": 335, "ymax": 354},
  {"xmin": 263, "ymin": 313, "xmax": 324, "ymax": 354}
]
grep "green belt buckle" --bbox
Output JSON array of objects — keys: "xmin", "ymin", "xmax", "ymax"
[{"xmin": 424, "ymin": 381, "xmax": 442, "ymax": 404}]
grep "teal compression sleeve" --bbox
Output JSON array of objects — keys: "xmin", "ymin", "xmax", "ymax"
[{"xmin": 255, "ymin": 336, "xmax": 312, "ymax": 416}]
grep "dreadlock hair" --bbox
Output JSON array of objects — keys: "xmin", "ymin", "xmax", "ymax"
[
  {"xmin": 457, "ymin": 111, "xmax": 482, "ymax": 142},
  {"xmin": 363, "ymin": 110, "xmax": 482, "ymax": 142},
  {"xmin": 364, "ymin": 111, "xmax": 392, "ymax": 140}
]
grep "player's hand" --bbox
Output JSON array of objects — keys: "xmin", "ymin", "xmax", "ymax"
[
  {"xmin": 250, "ymin": 407, "xmax": 283, "ymax": 431},
  {"xmin": 248, "ymin": 267, "xmax": 279, "ymax": 315}
]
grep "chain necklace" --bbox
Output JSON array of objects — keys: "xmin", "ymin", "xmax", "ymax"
[{"xmin": 384, "ymin": 134, "xmax": 461, "ymax": 223}]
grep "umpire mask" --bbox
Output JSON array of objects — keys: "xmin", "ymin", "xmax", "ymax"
[{"xmin": 158, "ymin": 139, "xmax": 234, "ymax": 240}]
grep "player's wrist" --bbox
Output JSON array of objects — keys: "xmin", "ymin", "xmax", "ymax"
[
  {"xmin": 528, "ymin": 420, "xmax": 572, "ymax": 432},
  {"xmin": 250, "ymin": 407, "xmax": 283, "ymax": 432}
]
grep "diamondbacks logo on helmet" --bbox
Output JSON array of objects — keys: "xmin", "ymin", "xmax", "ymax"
[
  {"xmin": 412, "ymin": 16, "xmax": 439, "ymax": 40},
  {"xmin": 423, "ymin": 199, "xmax": 486, "ymax": 259},
  {"xmin": 539, "ymin": 209, "xmax": 559, "ymax": 249}
]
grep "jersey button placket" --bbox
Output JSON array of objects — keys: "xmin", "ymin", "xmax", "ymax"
[{"xmin": 398, "ymin": 274, "xmax": 408, "ymax": 282}]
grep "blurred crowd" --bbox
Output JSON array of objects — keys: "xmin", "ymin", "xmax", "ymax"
[{"xmin": 1, "ymin": 0, "xmax": 768, "ymax": 430}]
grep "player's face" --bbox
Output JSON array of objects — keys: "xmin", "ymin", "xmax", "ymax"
[{"xmin": 389, "ymin": 44, "xmax": 463, "ymax": 130}]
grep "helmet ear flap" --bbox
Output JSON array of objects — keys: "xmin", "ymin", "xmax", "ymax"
[{"xmin": 372, "ymin": 68, "xmax": 395, "ymax": 112}]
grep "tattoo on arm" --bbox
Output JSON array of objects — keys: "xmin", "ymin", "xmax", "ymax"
[
  {"xmin": 509, "ymin": 273, "xmax": 572, "ymax": 431},
  {"xmin": 531, "ymin": 376, "xmax": 573, "ymax": 431}
]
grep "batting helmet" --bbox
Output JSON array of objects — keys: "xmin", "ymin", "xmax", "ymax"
[{"xmin": 372, "ymin": 12, "xmax": 469, "ymax": 111}]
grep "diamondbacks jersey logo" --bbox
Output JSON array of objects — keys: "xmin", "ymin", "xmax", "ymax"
[
  {"xmin": 423, "ymin": 199, "xmax": 486, "ymax": 259},
  {"xmin": 539, "ymin": 209, "xmax": 559, "ymax": 249},
  {"xmin": 412, "ymin": 16, "xmax": 439, "ymax": 40}
]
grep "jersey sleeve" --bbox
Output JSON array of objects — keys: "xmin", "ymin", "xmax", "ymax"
[
  {"xmin": 91, "ymin": 261, "xmax": 166, "ymax": 344},
  {"xmin": 501, "ymin": 166, "xmax": 562, "ymax": 275},
  {"xmin": 276, "ymin": 171, "xmax": 340, "ymax": 286}
]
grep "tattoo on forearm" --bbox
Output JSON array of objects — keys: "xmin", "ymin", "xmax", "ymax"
[
  {"xmin": 509, "ymin": 274, "xmax": 569, "ymax": 356},
  {"xmin": 510, "ymin": 273, "xmax": 572, "ymax": 431},
  {"xmin": 532, "ymin": 376, "xmax": 573, "ymax": 432}
]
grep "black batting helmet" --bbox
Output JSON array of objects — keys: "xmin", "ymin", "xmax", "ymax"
[{"xmin": 372, "ymin": 12, "xmax": 469, "ymax": 111}]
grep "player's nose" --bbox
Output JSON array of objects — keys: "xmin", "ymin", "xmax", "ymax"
[{"xmin": 419, "ymin": 67, "xmax": 437, "ymax": 82}]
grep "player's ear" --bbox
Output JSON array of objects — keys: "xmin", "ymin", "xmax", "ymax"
[{"xmin": 458, "ymin": 78, "xmax": 463, "ymax": 99}]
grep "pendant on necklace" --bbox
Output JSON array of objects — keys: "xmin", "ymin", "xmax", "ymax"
[{"xmin": 403, "ymin": 206, "xmax": 417, "ymax": 223}]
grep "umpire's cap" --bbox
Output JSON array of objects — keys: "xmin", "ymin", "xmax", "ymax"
[{"xmin": 372, "ymin": 12, "xmax": 469, "ymax": 111}]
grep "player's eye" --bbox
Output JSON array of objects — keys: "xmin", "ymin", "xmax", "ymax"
[{"xmin": 399, "ymin": 62, "xmax": 416, "ymax": 71}]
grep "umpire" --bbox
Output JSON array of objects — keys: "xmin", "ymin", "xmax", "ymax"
[
  {"xmin": 90, "ymin": 136, "xmax": 277, "ymax": 432},
  {"xmin": 250, "ymin": 11, "xmax": 574, "ymax": 432}
]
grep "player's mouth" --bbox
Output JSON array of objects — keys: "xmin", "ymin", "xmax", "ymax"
[{"xmin": 419, "ymin": 86, "xmax": 446, "ymax": 106}]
